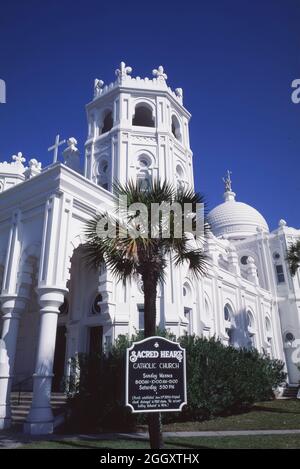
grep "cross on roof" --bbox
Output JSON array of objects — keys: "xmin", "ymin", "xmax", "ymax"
[{"xmin": 48, "ymin": 135, "xmax": 66, "ymax": 163}]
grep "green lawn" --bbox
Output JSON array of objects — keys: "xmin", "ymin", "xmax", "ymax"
[
  {"xmin": 167, "ymin": 435, "xmax": 300, "ymax": 449},
  {"xmin": 12, "ymin": 399, "xmax": 300, "ymax": 449},
  {"xmin": 18, "ymin": 434, "xmax": 300, "ymax": 449},
  {"xmin": 161, "ymin": 399, "xmax": 300, "ymax": 432}
]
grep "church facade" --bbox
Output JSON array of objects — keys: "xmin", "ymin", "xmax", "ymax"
[{"xmin": 0, "ymin": 63, "xmax": 299, "ymax": 434}]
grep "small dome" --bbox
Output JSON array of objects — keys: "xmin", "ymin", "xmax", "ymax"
[{"xmin": 208, "ymin": 191, "xmax": 269, "ymax": 240}]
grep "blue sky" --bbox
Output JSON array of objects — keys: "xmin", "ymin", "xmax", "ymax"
[{"xmin": 0, "ymin": 0, "xmax": 299, "ymax": 230}]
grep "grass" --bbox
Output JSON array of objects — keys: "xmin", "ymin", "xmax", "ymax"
[
  {"xmin": 167, "ymin": 435, "xmax": 300, "ymax": 449},
  {"xmin": 9, "ymin": 400, "xmax": 300, "ymax": 450},
  {"xmin": 18, "ymin": 434, "xmax": 300, "ymax": 449},
  {"xmin": 160, "ymin": 399, "xmax": 300, "ymax": 432}
]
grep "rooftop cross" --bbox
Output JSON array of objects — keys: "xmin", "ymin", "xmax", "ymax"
[
  {"xmin": 223, "ymin": 170, "xmax": 233, "ymax": 192},
  {"xmin": 115, "ymin": 61, "xmax": 132, "ymax": 81},
  {"xmin": 152, "ymin": 65, "xmax": 168, "ymax": 81},
  {"xmin": 48, "ymin": 134, "xmax": 66, "ymax": 163}
]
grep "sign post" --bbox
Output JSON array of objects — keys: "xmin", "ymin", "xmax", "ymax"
[{"xmin": 126, "ymin": 336, "xmax": 187, "ymax": 413}]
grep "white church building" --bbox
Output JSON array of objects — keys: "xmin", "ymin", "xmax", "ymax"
[{"xmin": 0, "ymin": 62, "xmax": 299, "ymax": 435}]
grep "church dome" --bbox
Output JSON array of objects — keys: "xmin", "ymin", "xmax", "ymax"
[{"xmin": 207, "ymin": 174, "xmax": 269, "ymax": 240}]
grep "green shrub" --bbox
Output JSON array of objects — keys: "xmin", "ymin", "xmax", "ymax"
[
  {"xmin": 65, "ymin": 334, "xmax": 286, "ymax": 431},
  {"xmin": 179, "ymin": 335, "xmax": 286, "ymax": 420}
]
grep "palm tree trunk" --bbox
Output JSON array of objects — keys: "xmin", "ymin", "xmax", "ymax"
[
  {"xmin": 142, "ymin": 272, "xmax": 164, "ymax": 449},
  {"xmin": 143, "ymin": 273, "xmax": 157, "ymax": 338}
]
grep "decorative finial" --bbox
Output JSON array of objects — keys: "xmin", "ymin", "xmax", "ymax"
[
  {"xmin": 24, "ymin": 158, "xmax": 42, "ymax": 180},
  {"xmin": 152, "ymin": 65, "xmax": 167, "ymax": 81},
  {"xmin": 279, "ymin": 219, "xmax": 287, "ymax": 227},
  {"xmin": 63, "ymin": 137, "xmax": 80, "ymax": 173},
  {"xmin": 29, "ymin": 159, "xmax": 42, "ymax": 171},
  {"xmin": 223, "ymin": 170, "xmax": 232, "ymax": 192},
  {"xmin": 66, "ymin": 137, "xmax": 78, "ymax": 149},
  {"xmin": 12, "ymin": 152, "xmax": 26, "ymax": 165},
  {"xmin": 115, "ymin": 61, "xmax": 132, "ymax": 81},
  {"xmin": 175, "ymin": 87, "xmax": 183, "ymax": 99},
  {"xmin": 94, "ymin": 79, "xmax": 104, "ymax": 98}
]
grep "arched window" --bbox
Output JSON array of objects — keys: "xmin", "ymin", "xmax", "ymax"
[
  {"xmin": 97, "ymin": 159, "xmax": 109, "ymax": 190},
  {"xmin": 275, "ymin": 264, "xmax": 285, "ymax": 284},
  {"xmin": 246, "ymin": 310, "xmax": 254, "ymax": 328},
  {"xmin": 246, "ymin": 310, "xmax": 256, "ymax": 348},
  {"xmin": 176, "ymin": 164, "xmax": 185, "ymax": 192},
  {"xmin": 265, "ymin": 316, "xmax": 271, "ymax": 334},
  {"xmin": 224, "ymin": 303, "xmax": 234, "ymax": 346},
  {"xmin": 224, "ymin": 304, "xmax": 232, "ymax": 322},
  {"xmin": 183, "ymin": 282, "xmax": 193, "ymax": 335},
  {"xmin": 101, "ymin": 110, "xmax": 113, "ymax": 134},
  {"xmin": 241, "ymin": 255, "xmax": 249, "ymax": 265},
  {"xmin": 137, "ymin": 154, "xmax": 152, "ymax": 191},
  {"xmin": 284, "ymin": 332, "xmax": 295, "ymax": 346},
  {"xmin": 92, "ymin": 293, "xmax": 103, "ymax": 315},
  {"xmin": 171, "ymin": 115, "xmax": 182, "ymax": 141},
  {"xmin": 184, "ymin": 307, "xmax": 192, "ymax": 335},
  {"xmin": 203, "ymin": 298, "xmax": 213, "ymax": 337},
  {"xmin": 183, "ymin": 281, "xmax": 192, "ymax": 299},
  {"xmin": 132, "ymin": 104, "xmax": 155, "ymax": 127},
  {"xmin": 265, "ymin": 316, "xmax": 273, "ymax": 357}
]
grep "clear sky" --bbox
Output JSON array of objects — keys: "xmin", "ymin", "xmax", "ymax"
[{"xmin": 0, "ymin": 0, "xmax": 299, "ymax": 230}]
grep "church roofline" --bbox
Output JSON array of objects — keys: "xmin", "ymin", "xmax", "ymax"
[
  {"xmin": 0, "ymin": 163, "xmax": 115, "ymax": 221},
  {"xmin": 86, "ymin": 61, "xmax": 191, "ymax": 118}
]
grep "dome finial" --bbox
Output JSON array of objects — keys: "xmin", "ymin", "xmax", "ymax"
[
  {"xmin": 222, "ymin": 170, "xmax": 236, "ymax": 202},
  {"xmin": 223, "ymin": 170, "xmax": 233, "ymax": 192}
]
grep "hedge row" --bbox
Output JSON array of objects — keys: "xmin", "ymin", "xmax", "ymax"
[{"xmin": 65, "ymin": 334, "xmax": 286, "ymax": 431}]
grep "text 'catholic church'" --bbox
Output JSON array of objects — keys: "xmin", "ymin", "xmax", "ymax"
[{"xmin": 0, "ymin": 63, "xmax": 299, "ymax": 434}]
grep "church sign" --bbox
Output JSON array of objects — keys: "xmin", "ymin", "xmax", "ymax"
[{"xmin": 125, "ymin": 336, "xmax": 187, "ymax": 413}]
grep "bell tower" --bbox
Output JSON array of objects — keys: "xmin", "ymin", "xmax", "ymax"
[{"xmin": 84, "ymin": 62, "xmax": 194, "ymax": 192}]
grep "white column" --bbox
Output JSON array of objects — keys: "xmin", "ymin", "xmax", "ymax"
[
  {"xmin": 0, "ymin": 295, "xmax": 27, "ymax": 429},
  {"xmin": 24, "ymin": 287, "xmax": 66, "ymax": 435},
  {"xmin": 23, "ymin": 193, "xmax": 72, "ymax": 434},
  {"xmin": 0, "ymin": 209, "xmax": 25, "ymax": 429}
]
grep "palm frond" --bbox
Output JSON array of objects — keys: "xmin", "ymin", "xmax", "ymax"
[
  {"xmin": 173, "ymin": 244, "xmax": 207, "ymax": 274},
  {"xmin": 286, "ymin": 240, "xmax": 300, "ymax": 276},
  {"xmin": 84, "ymin": 178, "xmax": 210, "ymax": 283}
]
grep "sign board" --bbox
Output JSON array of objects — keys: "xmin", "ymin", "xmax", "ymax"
[{"xmin": 125, "ymin": 336, "xmax": 187, "ymax": 413}]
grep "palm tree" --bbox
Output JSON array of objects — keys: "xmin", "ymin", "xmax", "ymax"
[
  {"xmin": 84, "ymin": 179, "xmax": 208, "ymax": 449},
  {"xmin": 287, "ymin": 240, "xmax": 300, "ymax": 276}
]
